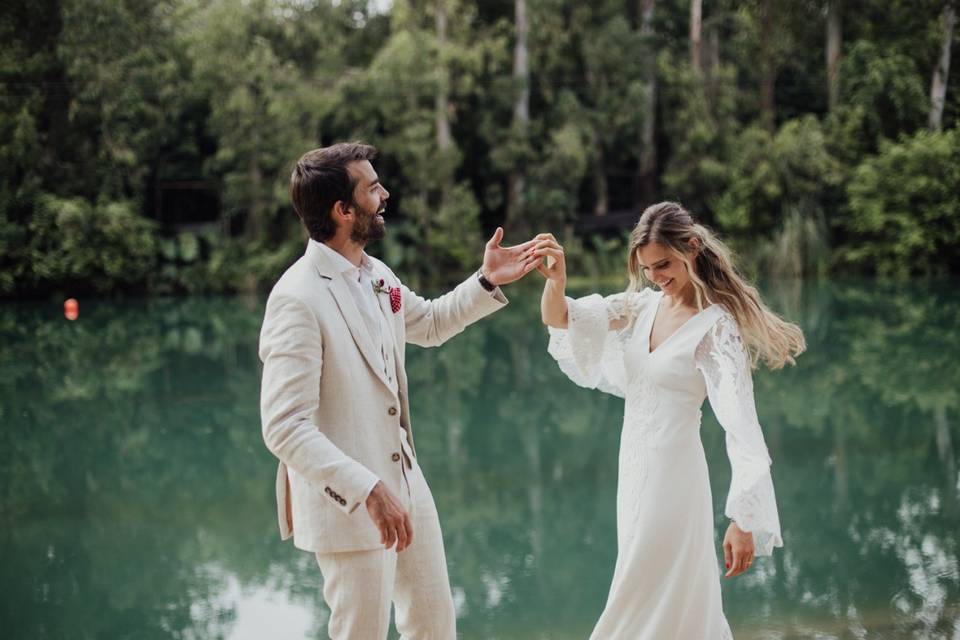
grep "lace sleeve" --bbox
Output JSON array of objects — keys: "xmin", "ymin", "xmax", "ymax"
[
  {"xmin": 695, "ymin": 312, "xmax": 783, "ymax": 556},
  {"xmin": 546, "ymin": 290, "xmax": 652, "ymax": 398}
]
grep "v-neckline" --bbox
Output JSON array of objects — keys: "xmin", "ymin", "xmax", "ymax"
[{"xmin": 646, "ymin": 291, "xmax": 714, "ymax": 355}]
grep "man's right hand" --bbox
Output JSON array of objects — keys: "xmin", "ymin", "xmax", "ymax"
[{"xmin": 365, "ymin": 481, "xmax": 413, "ymax": 552}]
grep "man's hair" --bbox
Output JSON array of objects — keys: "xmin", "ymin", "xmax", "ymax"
[{"xmin": 290, "ymin": 142, "xmax": 378, "ymax": 242}]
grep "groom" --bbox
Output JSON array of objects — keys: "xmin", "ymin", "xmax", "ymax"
[{"xmin": 259, "ymin": 142, "xmax": 539, "ymax": 638}]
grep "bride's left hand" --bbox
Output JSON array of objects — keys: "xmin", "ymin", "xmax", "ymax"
[{"xmin": 723, "ymin": 522, "xmax": 754, "ymax": 578}]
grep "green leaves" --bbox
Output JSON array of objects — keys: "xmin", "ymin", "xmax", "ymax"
[
  {"xmin": 715, "ymin": 116, "xmax": 842, "ymax": 237},
  {"xmin": 29, "ymin": 194, "xmax": 158, "ymax": 291},
  {"xmin": 844, "ymin": 129, "xmax": 960, "ymax": 276},
  {"xmin": 1, "ymin": 0, "xmax": 959, "ymax": 296}
]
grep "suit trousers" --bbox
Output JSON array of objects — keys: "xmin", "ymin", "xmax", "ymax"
[{"xmin": 315, "ymin": 457, "xmax": 457, "ymax": 639}]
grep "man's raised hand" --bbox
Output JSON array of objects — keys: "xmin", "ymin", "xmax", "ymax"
[{"xmin": 480, "ymin": 227, "xmax": 541, "ymax": 286}]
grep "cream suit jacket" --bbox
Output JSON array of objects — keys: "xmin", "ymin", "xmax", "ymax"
[{"xmin": 259, "ymin": 240, "xmax": 506, "ymax": 553}]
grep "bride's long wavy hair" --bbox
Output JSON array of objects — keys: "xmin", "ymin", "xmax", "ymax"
[{"xmin": 626, "ymin": 202, "xmax": 806, "ymax": 370}]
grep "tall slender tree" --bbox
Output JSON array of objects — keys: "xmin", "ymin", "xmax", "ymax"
[
  {"xmin": 760, "ymin": 0, "xmax": 776, "ymax": 130},
  {"xmin": 928, "ymin": 1, "xmax": 955, "ymax": 130},
  {"xmin": 690, "ymin": 0, "xmax": 703, "ymax": 75},
  {"xmin": 435, "ymin": 0, "xmax": 452, "ymax": 154},
  {"xmin": 507, "ymin": 0, "xmax": 529, "ymax": 228},
  {"xmin": 826, "ymin": 0, "xmax": 842, "ymax": 111},
  {"xmin": 636, "ymin": 0, "xmax": 657, "ymax": 205},
  {"xmin": 435, "ymin": 0, "xmax": 452, "ymax": 206}
]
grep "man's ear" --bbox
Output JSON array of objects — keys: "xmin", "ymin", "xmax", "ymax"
[{"xmin": 332, "ymin": 200, "xmax": 353, "ymax": 222}]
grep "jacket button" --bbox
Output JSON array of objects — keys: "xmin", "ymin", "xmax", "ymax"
[
  {"xmin": 388, "ymin": 407, "xmax": 398, "ymax": 416},
  {"xmin": 392, "ymin": 453, "xmax": 401, "ymax": 462}
]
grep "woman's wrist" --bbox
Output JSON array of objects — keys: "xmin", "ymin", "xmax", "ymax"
[{"xmin": 546, "ymin": 276, "xmax": 566, "ymax": 292}]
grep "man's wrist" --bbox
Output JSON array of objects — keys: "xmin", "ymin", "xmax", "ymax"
[
  {"xmin": 365, "ymin": 480, "xmax": 383, "ymax": 504},
  {"xmin": 477, "ymin": 268, "xmax": 497, "ymax": 291}
]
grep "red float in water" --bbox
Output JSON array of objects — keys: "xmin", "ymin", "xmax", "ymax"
[{"xmin": 64, "ymin": 298, "xmax": 79, "ymax": 321}]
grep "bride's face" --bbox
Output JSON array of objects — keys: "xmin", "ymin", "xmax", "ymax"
[{"xmin": 636, "ymin": 242, "xmax": 695, "ymax": 295}]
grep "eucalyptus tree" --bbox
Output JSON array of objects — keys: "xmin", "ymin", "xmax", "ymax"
[
  {"xmin": 826, "ymin": 0, "xmax": 842, "ymax": 111},
  {"xmin": 928, "ymin": 1, "xmax": 956, "ymax": 130}
]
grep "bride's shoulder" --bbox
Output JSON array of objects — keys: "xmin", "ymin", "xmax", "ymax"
[
  {"xmin": 605, "ymin": 287, "xmax": 657, "ymax": 303},
  {"xmin": 604, "ymin": 287, "xmax": 658, "ymax": 321}
]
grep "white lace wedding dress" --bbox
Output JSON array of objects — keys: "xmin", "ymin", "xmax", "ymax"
[{"xmin": 547, "ymin": 288, "xmax": 782, "ymax": 640}]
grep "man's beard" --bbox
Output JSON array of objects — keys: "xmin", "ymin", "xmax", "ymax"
[{"xmin": 350, "ymin": 201, "xmax": 386, "ymax": 244}]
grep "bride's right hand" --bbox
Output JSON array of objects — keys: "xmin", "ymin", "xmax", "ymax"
[{"xmin": 532, "ymin": 233, "xmax": 567, "ymax": 284}]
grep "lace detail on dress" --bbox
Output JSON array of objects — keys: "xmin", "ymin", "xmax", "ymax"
[
  {"xmin": 547, "ymin": 290, "xmax": 653, "ymax": 398},
  {"xmin": 695, "ymin": 312, "xmax": 783, "ymax": 556},
  {"xmin": 617, "ymin": 369, "xmax": 662, "ymax": 546}
]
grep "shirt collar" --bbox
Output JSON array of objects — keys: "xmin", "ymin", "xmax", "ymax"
[{"xmin": 312, "ymin": 239, "xmax": 374, "ymax": 278}]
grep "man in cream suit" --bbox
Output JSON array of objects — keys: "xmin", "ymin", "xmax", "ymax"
[{"xmin": 259, "ymin": 142, "xmax": 539, "ymax": 639}]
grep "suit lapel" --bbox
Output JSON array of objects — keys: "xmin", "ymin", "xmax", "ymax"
[
  {"xmin": 307, "ymin": 241, "xmax": 394, "ymax": 393},
  {"xmin": 371, "ymin": 266, "xmax": 416, "ymax": 455},
  {"xmin": 371, "ymin": 268, "xmax": 407, "ymax": 380}
]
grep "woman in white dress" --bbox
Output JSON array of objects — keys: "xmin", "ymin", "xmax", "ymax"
[{"xmin": 533, "ymin": 202, "xmax": 805, "ymax": 639}]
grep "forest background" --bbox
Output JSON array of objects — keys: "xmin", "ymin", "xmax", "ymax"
[{"xmin": 1, "ymin": 0, "xmax": 958, "ymax": 298}]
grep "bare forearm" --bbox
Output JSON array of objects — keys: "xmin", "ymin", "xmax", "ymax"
[{"xmin": 541, "ymin": 279, "xmax": 569, "ymax": 328}]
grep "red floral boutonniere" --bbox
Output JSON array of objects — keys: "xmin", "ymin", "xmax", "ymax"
[{"xmin": 373, "ymin": 278, "xmax": 402, "ymax": 313}]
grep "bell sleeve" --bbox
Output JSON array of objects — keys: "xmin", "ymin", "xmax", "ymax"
[
  {"xmin": 546, "ymin": 289, "xmax": 653, "ymax": 399},
  {"xmin": 695, "ymin": 312, "xmax": 783, "ymax": 555}
]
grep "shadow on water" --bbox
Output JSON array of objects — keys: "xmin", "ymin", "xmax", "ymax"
[{"xmin": 0, "ymin": 279, "xmax": 958, "ymax": 638}]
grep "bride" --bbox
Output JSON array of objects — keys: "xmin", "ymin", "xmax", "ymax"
[{"xmin": 534, "ymin": 202, "xmax": 805, "ymax": 639}]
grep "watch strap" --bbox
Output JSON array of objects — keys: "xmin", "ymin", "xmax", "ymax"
[{"xmin": 477, "ymin": 270, "xmax": 496, "ymax": 292}]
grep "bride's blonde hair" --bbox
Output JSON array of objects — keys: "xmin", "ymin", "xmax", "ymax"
[{"xmin": 627, "ymin": 202, "xmax": 805, "ymax": 370}]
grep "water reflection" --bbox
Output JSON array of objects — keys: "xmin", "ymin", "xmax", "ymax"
[{"xmin": 0, "ymin": 280, "xmax": 958, "ymax": 638}]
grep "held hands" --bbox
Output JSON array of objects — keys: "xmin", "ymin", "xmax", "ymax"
[
  {"xmin": 723, "ymin": 521, "xmax": 755, "ymax": 578},
  {"xmin": 365, "ymin": 481, "xmax": 413, "ymax": 552},
  {"xmin": 481, "ymin": 227, "xmax": 541, "ymax": 286}
]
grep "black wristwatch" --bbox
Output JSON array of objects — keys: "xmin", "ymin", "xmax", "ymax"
[{"xmin": 477, "ymin": 269, "xmax": 496, "ymax": 292}]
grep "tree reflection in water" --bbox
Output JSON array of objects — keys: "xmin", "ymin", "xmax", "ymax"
[{"xmin": 0, "ymin": 280, "xmax": 957, "ymax": 638}]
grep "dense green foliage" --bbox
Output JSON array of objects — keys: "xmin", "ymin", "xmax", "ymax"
[{"xmin": 1, "ymin": 0, "xmax": 958, "ymax": 297}]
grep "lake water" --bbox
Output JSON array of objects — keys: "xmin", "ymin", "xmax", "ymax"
[{"xmin": 1, "ymin": 279, "xmax": 958, "ymax": 639}]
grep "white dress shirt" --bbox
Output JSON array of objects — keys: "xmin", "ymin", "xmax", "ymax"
[{"xmin": 313, "ymin": 241, "xmax": 412, "ymax": 462}]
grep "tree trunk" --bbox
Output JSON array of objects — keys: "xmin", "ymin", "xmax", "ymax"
[
  {"xmin": 760, "ymin": 0, "xmax": 776, "ymax": 131},
  {"xmin": 507, "ymin": 0, "xmax": 529, "ymax": 227},
  {"xmin": 594, "ymin": 146, "xmax": 609, "ymax": 216},
  {"xmin": 706, "ymin": 26, "xmax": 721, "ymax": 107},
  {"xmin": 690, "ymin": 0, "xmax": 702, "ymax": 75},
  {"xmin": 635, "ymin": 0, "xmax": 657, "ymax": 207},
  {"xmin": 247, "ymin": 143, "xmax": 264, "ymax": 243},
  {"xmin": 435, "ymin": 0, "xmax": 452, "ymax": 154},
  {"xmin": 435, "ymin": 0, "xmax": 452, "ymax": 223},
  {"xmin": 708, "ymin": 25, "xmax": 720, "ymax": 75},
  {"xmin": 929, "ymin": 3, "xmax": 955, "ymax": 131},
  {"xmin": 826, "ymin": 0, "xmax": 842, "ymax": 111}
]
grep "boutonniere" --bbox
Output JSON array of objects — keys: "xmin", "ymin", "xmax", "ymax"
[{"xmin": 373, "ymin": 278, "xmax": 402, "ymax": 314}]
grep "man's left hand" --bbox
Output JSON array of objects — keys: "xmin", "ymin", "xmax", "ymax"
[{"xmin": 481, "ymin": 227, "xmax": 540, "ymax": 286}]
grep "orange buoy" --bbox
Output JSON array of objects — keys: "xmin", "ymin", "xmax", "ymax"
[{"xmin": 64, "ymin": 298, "xmax": 79, "ymax": 321}]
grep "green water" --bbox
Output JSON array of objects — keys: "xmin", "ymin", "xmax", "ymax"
[{"xmin": 1, "ymin": 279, "xmax": 958, "ymax": 639}]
